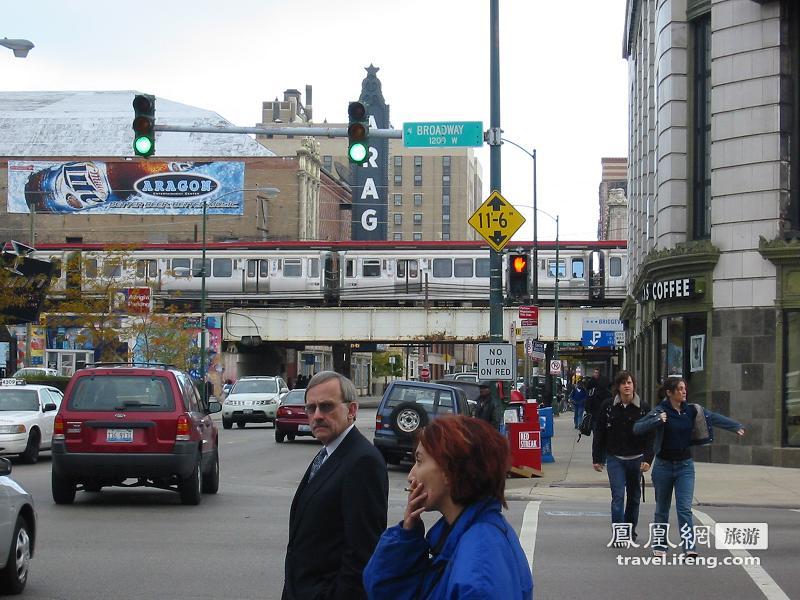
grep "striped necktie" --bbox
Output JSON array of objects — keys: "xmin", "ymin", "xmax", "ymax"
[{"xmin": 308, "ymin": 448, "xmax": 327, "ymax": 481}]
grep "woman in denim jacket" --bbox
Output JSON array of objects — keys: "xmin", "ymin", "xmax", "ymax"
[{"xmin": 633, "ymin": 377, "xmax": 745, "ymax": 557}]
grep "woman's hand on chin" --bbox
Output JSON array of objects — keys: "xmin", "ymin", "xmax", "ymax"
[{"xmin": 403, "ymin": 479, "xmax": 428, "ymax": 531}]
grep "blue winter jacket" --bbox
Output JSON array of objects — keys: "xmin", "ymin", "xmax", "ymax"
[
  {"xmin": 633, "ymin": 399, "xmax": 744, "ymax": 456},
  {"xmin": 363, "ymin": 498, "xmax": 533, "ymax": 600}
]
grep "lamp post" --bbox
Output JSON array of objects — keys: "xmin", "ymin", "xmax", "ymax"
[
  {"xmin": 1, "ymin": 38, "xmax": 34, "ymax": 58},
  {"xmin": 198, "ymin": 186, "xmax": 279, "ymax": 404},
  {"xmin": 502, "ymin": 140, "xmax": 538, "ymax": 300}
]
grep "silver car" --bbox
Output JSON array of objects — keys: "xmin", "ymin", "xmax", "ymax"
[
  {"xmin": 0, "ymin": 457, "xmax": 36, "ymax": 594},
  {"xmin": 221, "ymin": 376, "xmax": 288, "ymax": 429}
]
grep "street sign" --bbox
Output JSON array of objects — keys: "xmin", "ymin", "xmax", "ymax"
[
  {"xmin": 419, "ymin": 367, "xmax": 430, "ymax": 380},
  {"xmin": 581, "ymin": 317, "xmax": 624, "ymax": 349},
  {"xmin": 403, "ymin": 121, "xmax": 483, "ymax": 147},
  {"xmin": 477, "ymin": 343, "xmax": 515, "ymax": 381},
  {"xmin": 519, "ymin": 306, "xmax": 538, "ymax": 321},
  {"xmin": 468, "ymin": 191, "xmax": 526, "ymax": 252},
  {"xmin": 519, "ymin": 306, "xmax": 539, "ymax": 337},
  {"xmin": 549, "ymin": 359, "xmax": 562, "ymax": 375},
  {"xmin": 614, "ymin": 330, "xmax": 626, "ymax": 347},
  {"xmin": 527, "ymin": 340, "xmax": 546, "ymax": 361}
]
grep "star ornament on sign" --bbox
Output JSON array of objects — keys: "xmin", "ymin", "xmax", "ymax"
[{"xmin": 468, "ymin": 190, "xmax": 526, "ymax": 252}]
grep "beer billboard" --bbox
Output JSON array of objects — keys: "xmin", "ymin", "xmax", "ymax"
[{"xmin": 7, "ymin": 160, "xmax": 245, "ymax": 215}]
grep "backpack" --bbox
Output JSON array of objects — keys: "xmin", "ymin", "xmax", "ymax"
[{"xmin": 578, "ymin": 412, "xmax": 593, "ymax": 436}]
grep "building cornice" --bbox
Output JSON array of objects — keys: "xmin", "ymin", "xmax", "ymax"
[
  {"xmin": 632, "ymin": 240, "xmax": 721, "ymax": 295},
  {"xmin": 758, "ymin": 236, "xmax": 800, "ymax": 265}
]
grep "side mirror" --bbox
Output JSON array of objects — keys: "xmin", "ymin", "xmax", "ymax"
[
  {"xmin": 0, "ymin": 457, "xmax": 11, "ymax": 476},
  {"xmin": 44, "ymin": 402, "xmax": 58, "ymax": 412},
  {"xmin": 207, "ymin": 401, "xmax": 222, "ymax": 415},
  {"xmin": 281, "ymin": 387, "xmax": 289, "ymax": 394}
]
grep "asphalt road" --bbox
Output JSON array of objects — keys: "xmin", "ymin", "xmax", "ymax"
[{"xmin": 5, "ymin": 408, "xmax": 798, "ymax": 599}]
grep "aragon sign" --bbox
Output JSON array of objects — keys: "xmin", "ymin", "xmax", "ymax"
[{"xmin": 135, "ymin": 174, "xmax": 219, "ymax": 198}]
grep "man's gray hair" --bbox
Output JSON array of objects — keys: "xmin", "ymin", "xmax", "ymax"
[{"xmin": 306, "ymin": 371, "xmax": 357, "ymax": 403}]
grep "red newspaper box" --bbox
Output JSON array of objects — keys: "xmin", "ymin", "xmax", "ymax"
[{"xmin": 507, "ymin": 402, "xmax": 542, "ymax": 472}]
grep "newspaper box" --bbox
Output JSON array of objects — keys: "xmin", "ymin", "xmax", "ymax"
[{"xmin": 507, "ymin": 402, "xmax": 542, "ymax": 472}]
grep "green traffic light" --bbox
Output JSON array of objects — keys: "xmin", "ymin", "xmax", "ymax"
[
  {"xmin": 134, "ymin": 135, "xmax": 154, "ymax": 156},
  {"xmin": 348, "ymin": 142, "xmax": 368, "ymax": 163}
]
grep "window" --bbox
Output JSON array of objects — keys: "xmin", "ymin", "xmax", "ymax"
[
  {"xmin": 308, "ymin": 258, "xmax": 320, "ymax": 278},
  {"xmin": 414, "ymin": 193, "xmax": 423, "ymax": 206},
  {"xmin": 610, "ymin": 256, "xmax": 622, "ymax": 277},
  {"xmin": 362, "ymin": 259, "xmax": 381, "ymax": 277},
  {"xmin": 397, "ymin": 259, "xmax": 418, "ymax": 278},
  {"xmin": 571, "ymin": 258, "xmax": 584, "ymax": 279},
  {"xmin": 442, "ymin": 175, "xmax": 451, "ymax": 184},
  {"xmin": 394, "ymin": 155, "xmax": 403, "ymax": 167},
  {"xmin": 547, "ymin": 259, "xmax": 566, "ymax": 278},
  {"xmin": 172, "ymin": 258, "xmax": 190, "ymax": 277},
  {"xmin": 414, "ymin": 156, "xmax": 422, "ymax": 167},
  {"xmin": 136, "ymin": 259, "xmax": 156, "ymax": 279},
  {"xmin": 212, "ymin": 258, "xmax": 232, "ymax": 277},
  {"xmin": 433, "ymin": 259, "xmax": 452, "ymax": 277},
  {"xmin": 785, "ymin": 311, "xmax": 800, "ymax": 446},
  {"xmin": 394, "ymin": 213, "xmax": 403, "ymax": 225},
  {"xmin": 476, "ymin": 258, "xmax": 490, "ymax": 277},
  {"xmin": 413, "ymin": 232, "xmax": 422, "ymax": 241},
  {"xmin": 346, "ymin": 259, "xmax": 355, "ymax": 278},
  {"xmin": 691, "ymin": 14, "xmax": 711, "ymax": 239},
  {"xmin": 283, "ymin": 258, "xmax": 302, "ymax": 277},
  {"xmin": 442, "ymin": 214, "xmax": 450, "ymax": 222},
  {"xmin": 394, "ymin": 194, "xmax": 403, "ymax": 206},
  {"xmin": 102, "ymin": 261, "xmax": 121, "ymax": 278},
  {"xmin": 247, "ymin": 259, "xmax": 269, "ymax": 278},
  {"xmin": 414, "ymin": 175, "xmax": 422, "ymax": 186},
  {"xmin": 413, "ymin": 213, "xmax": 423, "ymax": 226},
  {"xmin": 192, "ymin": 258, "xmax": 210, "ymax": 277},
  {"xmin": 414, "ymin": 156, "xmax": 422, "ymax": 187},
  {"xmin": 394, "ymin": 174, "xmax": 402, "ymax": 185},
  {"xmin": 442, "ymin": 194, "xmax": 450, "ymax": 206},
  {"xmin": 442, "ymin": 156, "xmax": 451, "ymax": 167},
  {"xmin": 393, "ymin": 232, "xmax": 403, "ymax": 241},
  {"xmin": 322, "ymin": 155, "xmax": 332, "ymax": 171},
  {"xmin": 442, "ymin": 233, "xmax": 450, "ymax": 241},
  {"xmin": 454, "ymin": 259, "xmax": 473, "ymax": 277}
]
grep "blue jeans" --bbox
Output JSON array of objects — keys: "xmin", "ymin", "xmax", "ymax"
[
  {"xmin": 651, "ymin": 457, "xmax": 696, "ymax": 551},
  {"xmin": 573, "ymin": 403, "xmax": 585, "ymax": 429},
  {"xmin": 606, "ymin": 455, "xmax": 642, "ymax": 534}
]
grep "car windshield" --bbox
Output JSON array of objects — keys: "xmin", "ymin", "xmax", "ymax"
[
  {"xmin": 232, "ymin": 379, "xmax": 278, "ymax": 394},
  {"xmin": 0, "ymin": 389, "xmax": 39, "ymax": 411},
  {"xmin": 69, "ymin": 376, "xmax": 174, "ymax": 411},
  {"xmin": 281, "ymin": 390, "xmax": 306, "ymax": 405}
]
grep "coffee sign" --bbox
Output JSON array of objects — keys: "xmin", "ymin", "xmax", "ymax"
[{"xmin": 640, "ymin": 277, "xmax": 699, "ymax": 302}]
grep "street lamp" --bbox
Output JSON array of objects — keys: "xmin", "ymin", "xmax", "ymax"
[
  {"xmin": 198, "ymin": 186, "xmax": 279, "ymax": 404},
  {"xmin": 530, "ymin": 207, "xmax": 559, "ymax": 409},
  {"xmin": 1, "ymin": 38, "xmax": 34, "ymax": 58},
  {"xmin": 503, "ymin": 139, "xmax": 538, "ymax": 300}
]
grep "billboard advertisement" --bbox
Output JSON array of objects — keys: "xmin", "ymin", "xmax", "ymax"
[{"xmin": 7, "ymin": 160, "xmax": 245, "ymax": 215}]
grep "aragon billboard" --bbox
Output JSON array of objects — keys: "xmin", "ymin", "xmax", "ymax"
[{"xmin": 7, "ymin": 160, "xmax": 245, "ymax": 215}]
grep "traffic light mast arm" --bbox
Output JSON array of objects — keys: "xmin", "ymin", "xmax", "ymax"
[{"xmin": 153, "ymin": 124, "xmax": 403, "ymax": 138}]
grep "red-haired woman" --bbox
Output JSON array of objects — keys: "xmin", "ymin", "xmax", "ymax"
[{"xmin": 363, "ymin": 415, "xmax": 533, "ymax": 599}]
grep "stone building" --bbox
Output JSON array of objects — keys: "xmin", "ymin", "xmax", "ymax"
[
  {"xmin": 598, "ymin": 157, "xmax": 628, "ymax": 239},
  {"xmin": 621, "ymin": 0, "xmax": 800, "ymax": 467}
]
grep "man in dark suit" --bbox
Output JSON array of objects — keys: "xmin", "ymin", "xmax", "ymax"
[{"xmin": 283, "ymin": 371, "xmax": 389, "ymax": 600}]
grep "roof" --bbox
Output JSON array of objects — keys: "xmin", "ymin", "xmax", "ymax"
[{"xmin": 0, "ymin": 91, "xmax": 274, "ymax": 158}]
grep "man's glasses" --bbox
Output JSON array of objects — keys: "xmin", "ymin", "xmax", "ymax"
[{"xmin": 304, "ymin": 400, "xmax": 348, "ymax": 415}]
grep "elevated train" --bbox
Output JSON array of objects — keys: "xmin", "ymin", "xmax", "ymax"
[{"xmin": 31, "ymin": 240, "xmax": 627, "ymax": 310}]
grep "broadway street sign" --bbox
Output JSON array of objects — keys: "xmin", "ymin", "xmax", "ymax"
[{"xmin": 403, "ymin": 121, "xmax": 483, "ymax": 148}]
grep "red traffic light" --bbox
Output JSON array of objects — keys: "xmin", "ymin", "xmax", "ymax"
[
  {"xmin": 348, "ymin": 101, "xmax": 367, "ymax": 121},
  {"xmin": 512, "ymin": 256, "xmax": 528, "ymax": 273}
]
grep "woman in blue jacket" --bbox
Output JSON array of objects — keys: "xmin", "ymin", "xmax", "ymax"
[
  {"xmin": 634, "ymin": 377, "xmax": 745, "ymax": 557},
  {"xmin": 363, "ymin": 415, "xmax": 533, "ymax": 599}
]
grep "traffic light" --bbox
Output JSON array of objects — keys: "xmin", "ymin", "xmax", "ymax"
[
  {"xmin": 508, "ymin": 253, "xmax": 530, "ymax": 302},
  {"xmin": 347, "ymin": 101, "xmax": 369, "ymax": 164},
  {"xmin": 132, "ymin": 94, "xmax": 156, "ymax": 157}
]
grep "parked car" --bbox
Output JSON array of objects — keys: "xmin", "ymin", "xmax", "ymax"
[
  {"xmin": 12, "ymin": 368, "xmax": 59, "ymax": 379},
  {"xmin": 373, "ymin": 380, "xmax": 472, "ymax": 465},
  {"xmin": 275, "ymin": 389, "xmax": 317, "ymax": 443},
  {"xmin": 51, "ymin": 364, "xmax": 222, "ymax": 505},
  {"xmin": 431, "ymin": 379, "xmax": 480, "ymax": 415},
  {"xmin": 221, "ymin": 376, "xmax": 288, "ymax": 429},
  {"xmin": 0, "ymin": 378, "xmax": 63, "ymax": 463},
  {"xmin": 441, "ymin": 371, "xmax": 480, "ymax": 383},
  {"xmin": 0, "ymin": 457, "xmax": 36, "ymax": 594}
]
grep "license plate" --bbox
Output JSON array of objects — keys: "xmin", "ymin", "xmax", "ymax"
[
  {"xmin": 298, "ymin": 424, "xmax": 311, "ymax": 432},
  {"xmin": 244, "ymin": 409, "xmax": 253, "ymax": 414},
  {"xmin": 107, "ymin": 429, "xmax": 133, "ymax": 443}
]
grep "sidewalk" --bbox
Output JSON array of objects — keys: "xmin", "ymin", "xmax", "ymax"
[{"xmin": 506, "ymin": 410, "xmax": 800, "ymax": 509}]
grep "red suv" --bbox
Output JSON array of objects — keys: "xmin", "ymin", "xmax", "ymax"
[{"xmin": 51, "ymin": 364, "xmax": 222, "ymax": 505}]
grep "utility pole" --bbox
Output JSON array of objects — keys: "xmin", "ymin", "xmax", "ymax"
[{"xmin": 488, "ymin": 0, "xmax": 502, "ymax": 344}]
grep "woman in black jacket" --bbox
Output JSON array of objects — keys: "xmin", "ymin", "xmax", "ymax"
[{"xmin": 592, "ymin": 371, "xmax": 654, "ymax": 542}]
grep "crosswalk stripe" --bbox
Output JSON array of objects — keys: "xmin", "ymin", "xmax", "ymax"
[{"xmin": 520, "ymin": 501, "xmax": 541, "ymax": 572}]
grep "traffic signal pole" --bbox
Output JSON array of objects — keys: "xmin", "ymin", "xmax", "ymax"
[{"xmin": 488, "ymin": 0, "xmax": 502, "ymax": 345}]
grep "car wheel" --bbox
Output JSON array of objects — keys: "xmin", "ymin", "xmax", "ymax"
[
  {"xmin": 275, "ymin": 430, "xmax": 285, "ymax": 443},
  {"xmin": 52, "ymin": 470, "xmax": 76, "ymax": 505},
  {"xmin": 19, "ymin": 429, "xmax": 40, "ymax": 464},
  {"xmin": 0, "ymin": 516, "xmax": 32, "ymax": 595},
  {"xmin": 222, "ymin": 417, "xmax": 232, "ymax": 430},
  {"xmin": 287, "ymin": 433, "xmax": 296, "ymax": 442},
  {"xmin": 236, "ymin": 421, "xmax": 246, "ymax": 429},
  {"xmin": 201, "ymin": 450, "xmax": 219, "ymax": 494},
  {"xmin": 179, "ymin": 458, "xmax": 202, "ymax": 505},
  {"xmin": 389, "ymin": 402, "xmax": 429, "ymax": 437}
]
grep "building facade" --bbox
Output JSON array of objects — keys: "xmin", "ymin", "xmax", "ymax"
[
  {"xmin": 598, "ymin": 157, "xmax": 628, "ymax": 239},
  {"xmin": 622, "ymin": 0, "xmax": 800, "ymax": 467}
]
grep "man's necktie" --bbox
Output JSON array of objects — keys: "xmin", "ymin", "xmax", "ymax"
[{"xmin": 308, "ymin": 448, "xmax": 327, "ymax": 481}]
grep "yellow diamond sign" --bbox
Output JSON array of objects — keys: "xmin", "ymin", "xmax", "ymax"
[{"xmin": 468, "ymin": 190, "xmax": 526, "ymax": 252}]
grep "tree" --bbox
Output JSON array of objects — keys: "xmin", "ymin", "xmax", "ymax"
[
  {"xmin": 128, "ymin": 312, "xmax": 199, "ymax": 372},
  {"xmin": 372, "ymin": 351, "xmax": 404, "ymax": 379}
]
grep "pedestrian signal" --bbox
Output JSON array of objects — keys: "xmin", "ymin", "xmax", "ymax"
[{"xmin": 508, "ymin": 253, "xmax": 530, "ymax": 302}]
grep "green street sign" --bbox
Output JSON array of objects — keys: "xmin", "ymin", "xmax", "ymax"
[{"xmin": 403, "ymin": 121, "xmax": 483, "ymax": 148}]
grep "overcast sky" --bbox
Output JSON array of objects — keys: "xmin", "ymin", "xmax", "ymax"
[{"xmin": 3, "ymin": 0, "xmax": 629, "ymax": 242}]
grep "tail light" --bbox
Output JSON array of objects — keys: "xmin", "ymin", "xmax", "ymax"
[
  {"xmin": 277, "ymin": 406, "xmax": 290, "ymax": 418},
  {"xmin": 375, "ymin": 415, "xmax": 382, "ymax": 429},
  {"xmin": 176, "ymin": 415, "xmax": 191, "ymax": 441},
  {"xmin": 53, "ymin": 414, "xmax": 65, "ymax": 440}
]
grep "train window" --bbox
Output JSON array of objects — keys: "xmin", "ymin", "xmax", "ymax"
[
  {"xmin": 433, "ymin": 259, "xmax": 453, "ymax": 278},
  {"xmin": 610, "ymin": 256, "xmax": 622, "ymax": 277},
  {"xmin": 454, "ymin": 259, "xmax": 473, "ymax": 277},
  {"xmin": 192, "ymin": 258, "xmax": 210, "ymax": 278},
  {"xmin": 247, "ymin": 260, "xmax": 256, "ymax": 277},
  {"xmin": 284, "ymin": 259, "xmax": 302, "ymax": 277},
  {"xmin": 547, "ymin": 259, "xmax": 566, "ymax": 278},
  {"xmin": 362, "ymin": 259, "xmax": 381, "ymax": 277},
  {"xmin": 212, "ymin": 258, "xmax": 232, "ymax": 277},
  {"xmin": 346, "ymin": 259, "xmax": 355, "ymax": 278},
  {"xmin": 260, "ymin": 260, "xmax": 270, "ymax": 278},
  {"xmin": 476, "ymin": 258, "xmax": 490, "ymax": 277},
  {"xmin": 136, "ymin": 259, "xmax": 157, "ymax": 279},
  {"xmin": 571, "ymin": 258, "xmax": 585, "ymax": 279},
  {"xmin": 309, "ymin": 258, "xmax": 320, "ymax": 278},
  {"xmin": 408, "ymin": 260, "xmax": 419, "ymax": 277},
  {"xmin": 397, "ymin": 260, "xmax": 419, "ymax": 278},
  {"xmin": 102, "ymin": 261, "xmax": 122, "ymax": 278},
  {"xmin": 172, "ymin": 258, "xmax": 190, "ymax": 277},
  {"xmin": 84, "ymin": 258, "xmax": 97, "ymax": 279},
  {"xmin": 50, "ymin": 259, "xmax": 62, "ymax": 278}
]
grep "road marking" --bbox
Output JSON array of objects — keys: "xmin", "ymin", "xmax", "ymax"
[
  {"xmin": 693, "ymin": 508, "xmax": 789, "ymax": 600},
  {"xmin": 543, "ymin": 510, "xmax": 610, "ymax": 517},
  {"xmin": 520, "ymin": 501, "xmax": 541, "ymax": 572},
  {"xmin": 791, "ymin": 509, "xmax": 800, "ymax": 513}
]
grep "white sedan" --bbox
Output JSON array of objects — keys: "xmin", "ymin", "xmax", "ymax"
[
  {"xmin": 0, "ymin": 457, "xmax": 36, "ymax": 594},
  {"xmin": 0, "ymin": 379, "xmax": 63, "ymax": 463},
  {"xmin": 221, "ymin": 376, "xmax": 288, "ymax": 429}
]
